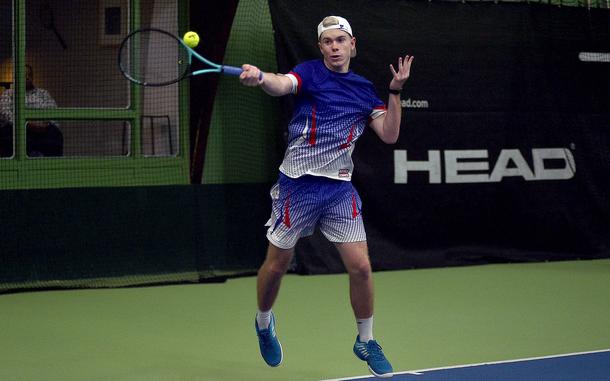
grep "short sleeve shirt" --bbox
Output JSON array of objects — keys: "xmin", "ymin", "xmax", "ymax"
[{"xmin": 280, "ymin": 59, "xmax": 386, "ymax": 181}]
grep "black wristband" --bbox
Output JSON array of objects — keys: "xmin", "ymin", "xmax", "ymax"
[{"xmin": 389, "ymin": 88, "xmax": 402, "ymax": 95}]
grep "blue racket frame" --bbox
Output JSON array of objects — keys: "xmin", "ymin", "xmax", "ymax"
[
  {"xmin": 186, "ymin": 40, "xmax": 242, "ymax": 77},
  {"xmin": 118, "ymin": 28, "xmax": 247, "ymax": 86}
]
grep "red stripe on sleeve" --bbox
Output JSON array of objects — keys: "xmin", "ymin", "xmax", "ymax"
[
  {"xmin": 368, "ymin": 105, "xmax": 388, "ymax": 124},
  {"xmin": 288, "ymin": 71, "xmax": 302, "ymax": 95}
]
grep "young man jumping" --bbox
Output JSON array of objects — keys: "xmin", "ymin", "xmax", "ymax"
[{"xmin": 240, "ymin": 15, "xmax": 414, "ymax": 378}]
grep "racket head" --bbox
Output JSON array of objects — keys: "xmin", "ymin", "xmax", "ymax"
[{"xmin": 118, "ymin": 28, "xmax": 192, "ymax": 86}]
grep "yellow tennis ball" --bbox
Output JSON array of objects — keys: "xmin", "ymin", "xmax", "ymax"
[{"xmin": 183, "ymin": 31, "xmax": 200, "ymax": 48}]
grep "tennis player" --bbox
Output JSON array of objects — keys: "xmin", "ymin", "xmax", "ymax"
[{"xmin": 240, "ymin": 15, "xmax": 413, "ymax": 378}]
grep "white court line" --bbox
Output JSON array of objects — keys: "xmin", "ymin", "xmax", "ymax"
[
  {"xmin": 319, "ymin": 348, "xmax": 610, "ymax": 381},
  {"xmin": 578, "ymin": 52, "xmax": 610, "ymax": 62}
]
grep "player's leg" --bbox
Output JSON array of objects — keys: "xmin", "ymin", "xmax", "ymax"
[
  {"xmin": 335, "ymin": 241, "xmax": 377, "ymax": 346},
  {"xmin": 336, "ymin": 241, "xmax": 393, "ymax": 378},
  {"xmin": 255, "ymin": 174, "xmax": 317, "ymax": 367},
  {"xmin": 257, "ymin": 242, "xmax": 294, "ymax": 313},
  {"xmin": 319, "ymin": 181, "xmax": 374, "ymax": 321},
  {"xmin": 335, "ymin": 241, "xmax": 374, "ymax": 320},
  {"xmin": 320, "ymin": 181, "xmax": 393, "ymax": 378},
  {"xmin": 255, "ymin": 242, "xmax": 293, "ymax": 367}
]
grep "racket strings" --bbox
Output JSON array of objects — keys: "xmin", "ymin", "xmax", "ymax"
[{"xmin": 119, "ymin": 29, "xmax": 190, "ymax": 86}]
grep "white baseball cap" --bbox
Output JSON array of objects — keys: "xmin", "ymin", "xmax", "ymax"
[
  {"xmin": 317, "ymin": 16, "xmax": 356, "ymax": 57},
  {"xmin": 317, "ymin": 16, "xmax": 353, "ymax": 39}
]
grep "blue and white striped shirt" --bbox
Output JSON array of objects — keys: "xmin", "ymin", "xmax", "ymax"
[{"xmin": 281, "ymin": 60, "xmax": 386, "ymax": 181}]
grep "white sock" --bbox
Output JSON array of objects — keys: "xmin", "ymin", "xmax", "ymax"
[
  {"xmin": 357, "ymin": 316, "xmax": 374, "ymax": 343},
  {"xmin": 257, "ymin": 309, "xmax": 272, "ymax": 329}
]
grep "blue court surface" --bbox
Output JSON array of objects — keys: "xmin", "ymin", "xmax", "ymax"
[{"xmin": 322, "ymin": 349, "xmax": 610, "ymax": 381}]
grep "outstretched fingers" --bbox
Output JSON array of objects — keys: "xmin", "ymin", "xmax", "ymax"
[
  {"xmin": 396, "ymin": 55, "xmax": 413, "ymax": 80},
  {"xmin": 389, "ymin": 55, "xmax": 414, "ymax": 90}
]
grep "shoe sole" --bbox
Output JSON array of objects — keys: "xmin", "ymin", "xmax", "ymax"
[
  {"xmin": 354, "ymin": 352, "xmax": 392, "ymax": 378},
  {"xmin": 368, "ymin": 365, "xmax": 393, "ymax": 378}
]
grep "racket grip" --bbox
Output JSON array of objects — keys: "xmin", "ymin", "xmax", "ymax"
[
  {"xmin": 222, "ymin": 65, "xmax": 264, "ymax": 80},
  {"xmin": 221, "ymin": 65, "xmax": 243, "ymax": 76}
]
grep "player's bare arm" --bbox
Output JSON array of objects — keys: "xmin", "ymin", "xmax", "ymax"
[
  {"xmin": 370, "ymin": 55, "xmax": 414, "ymax": 144},
  {"xmin": 239, "ymin": 64, "xmax": 293, "ymax": 96}
]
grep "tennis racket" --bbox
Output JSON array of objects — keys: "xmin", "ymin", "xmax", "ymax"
[{"xmin": 118, "ymin": 28, "xmax": 253, "ymax": 86}]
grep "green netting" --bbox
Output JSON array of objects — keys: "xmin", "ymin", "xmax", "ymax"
[
  {"xmin": 203, "ymin": 0, "xmax": 283, "ymax": 184},
  {"xmin": 0, "ymin": 0, "xmax": 190, "ymax": 190}
]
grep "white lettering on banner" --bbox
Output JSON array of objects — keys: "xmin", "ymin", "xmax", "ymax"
[
  {"xmin": 445, "ymin": 150, "xmax": 490, "ymax": 183},
  {"xmin": 533, "ymin": 148, "xmax": 576, "ymax": 180},
  {"xmin": 401, "ymin": 98, "xmax": 429, "ymax": 109},
  {"xmin": 394, "ymin": 150, "xmax": 441, "ymax": 183},
  {"xmin": 489, "ymin": 149, "xmax": 535, "ymax": 182},
  {"xmin": 394, "ymin": 148, "xmax": 576, "ymax": 184}
]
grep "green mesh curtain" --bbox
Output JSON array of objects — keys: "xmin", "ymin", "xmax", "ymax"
[{"xmin": 203, "ymin": 0, "xmax": 283, "ymax": 184}]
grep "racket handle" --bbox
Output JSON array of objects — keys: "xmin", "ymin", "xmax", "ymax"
[
  {"xmin": 221, "ymin": 65, "xmax": 243, "ymax": 76},
  {"xmin": 222, "ymin": 65, "xmax": 264, "ymax": 80}
]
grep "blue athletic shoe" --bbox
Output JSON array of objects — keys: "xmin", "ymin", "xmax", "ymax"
[
  {"xmin": 353, "ymin": 335, "xmax": 393, "ymax": 378},
  {"xmin": 255, "ymin": 313, "xmax": 283, "ymax": 367}
]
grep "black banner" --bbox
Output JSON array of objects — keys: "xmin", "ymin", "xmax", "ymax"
[{"xmin": 268, "ymin": 0, "xmax": 610, "ymax": 273}]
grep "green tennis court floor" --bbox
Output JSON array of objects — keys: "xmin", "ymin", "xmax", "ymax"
[{"xmin": 1, "ymin": 259, "xmax": 609, "ymax": 381}]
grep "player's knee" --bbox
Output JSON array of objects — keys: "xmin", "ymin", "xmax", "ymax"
[
  {"xmin": 264, "ymin": 258, "xmax": 291, "ymax": 278},
  {"xmin": 349, "ymin": 261, "xmax": 372, "ymax": 281}
]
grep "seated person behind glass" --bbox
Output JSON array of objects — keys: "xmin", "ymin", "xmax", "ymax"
[{"xmin": 0, "ymin": 65, "xmax": 63, "ymax": 157}]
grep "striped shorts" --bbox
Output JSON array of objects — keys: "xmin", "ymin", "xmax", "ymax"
[{"xmin": 265, "ymin": 173, "xmax": 366, "ymax": 249}]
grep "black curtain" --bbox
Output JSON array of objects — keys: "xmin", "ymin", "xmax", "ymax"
[{"xmin": 268, "ymin": 0, "xmax": 610, "ymax": 273}]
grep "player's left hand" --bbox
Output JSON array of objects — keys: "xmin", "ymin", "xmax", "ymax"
[{"xmin": 389, "ymin": 55, "xmax": 414, "ymax": 90}]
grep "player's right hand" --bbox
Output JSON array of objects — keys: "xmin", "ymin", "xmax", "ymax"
[{"xmin": 240, "ymin": 64, "xmax": 263, "ymax": 87}]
